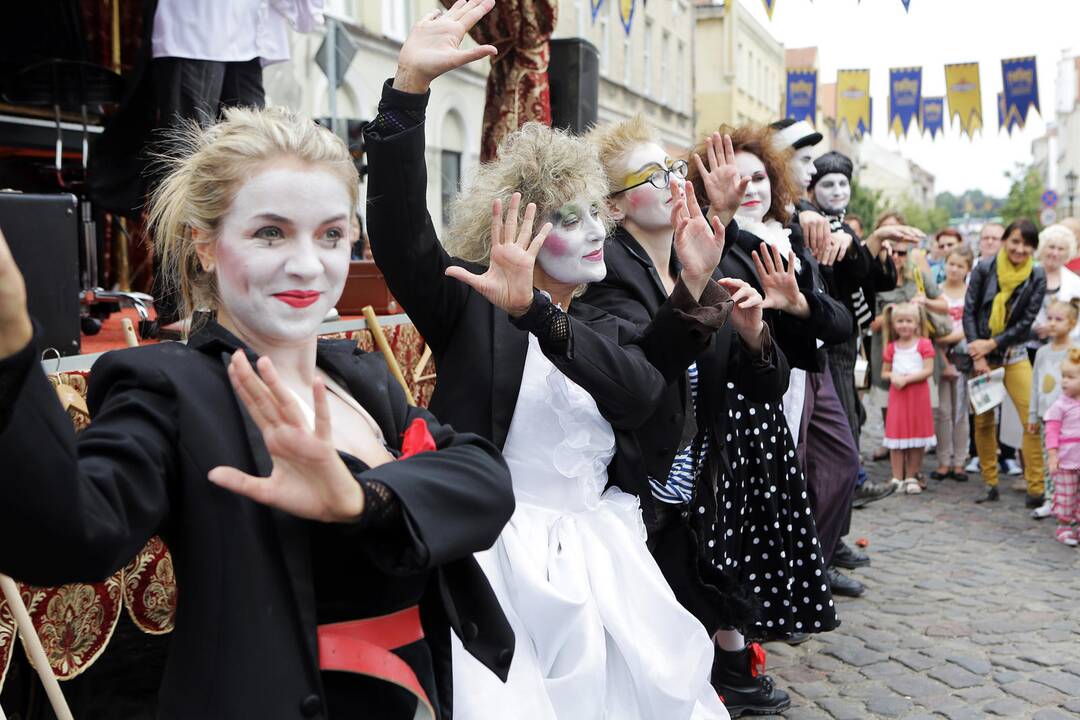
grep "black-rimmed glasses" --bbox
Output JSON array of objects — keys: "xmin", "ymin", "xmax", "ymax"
[{"xmin": 612, "ymin": 160, "xmax": 689, "ymax": 195}]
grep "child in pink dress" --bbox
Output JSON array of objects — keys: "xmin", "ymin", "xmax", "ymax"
[
  {"xmin": 881, "ymin": 302, "xmax": 937, "ymax": 494},
  {"xmin": 1043, "ymin": 348, "xmax": 1080, "ymax": 546}
]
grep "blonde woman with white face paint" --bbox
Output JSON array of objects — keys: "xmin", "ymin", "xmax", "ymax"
[
  {"xmin": 0, "ymin": 106, "xmax": 519, "ymax": 718},
  {"xmin": 365, "ymin": 4, "xmax": 735, "ymax": 718}
]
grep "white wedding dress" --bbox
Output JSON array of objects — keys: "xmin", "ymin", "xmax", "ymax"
[{"xmin": 452, "ymin": 335, "xmax": 729, "ymax": 720}]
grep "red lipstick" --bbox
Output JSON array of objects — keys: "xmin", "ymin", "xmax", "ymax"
[
  {"xmin": 273, "ymin": 290, "xmax": 320, "ymax": 308},
  {"xmin": 584, "ymin": 249, "xmax": 603, "ymax": 262}
]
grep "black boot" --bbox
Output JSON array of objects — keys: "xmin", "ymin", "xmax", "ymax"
[
  {"xmin": 832, "ymin": 540, "xmax": 870, "ymax": 569},
  {"xmin": 711, "ymin": 642, "xmax": 791, "ymax": 717},
  {"xmin": 826, "ymin": 567, "xmax": 865, "ymax": 597},
  {"xmin": 975, "ymin": 486, "xmax": 1000, "ymax": 504}
]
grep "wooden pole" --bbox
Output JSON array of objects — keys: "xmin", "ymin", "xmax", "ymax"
[
  {"xmin": 362, "ymin": 306, "xmax": 414, "ymax": 404},
  {"xmin": 0, "ymin": 575, "xmax": 74, "ymax": 720}
]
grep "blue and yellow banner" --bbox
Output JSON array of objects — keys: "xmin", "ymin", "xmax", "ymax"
[
  {"xmin": 619, "ymin": 0, "xmax": 635, "ymax": 34},
  {"xmin": 920, "ymin": 97, "xmax": 944, "ymax": 139},
  {"xmin": 762, "ymin": 0, "xmax": 776, "ymax": 20},
  {"xmin": 591, "ymin": 0, "xmax": 603, "ymax": 21},
  {"xmin": 997, "ymin": 92, "xmax": 1021, "ymax": 135},
  {"xmin": 945, "ymin": 62, "xmax": 982, "ymax": 138},
  {"xmin": 785, "ymin": 69, "xmax": 817, "ymax": 126},
  {"xmin": 836, "ymin": 69, "xmax": 871, "ymax": 140},
  {"xmin": 888, "ymin": 67, "xmax": 922, "ymax": 138},
  {"xmin": 901, "ymin": 0, "xmax": 911, "ymax": 11},
  {"xmin": 1001, "ymin": 56, "xmax": 1040, "ymax": 129}
]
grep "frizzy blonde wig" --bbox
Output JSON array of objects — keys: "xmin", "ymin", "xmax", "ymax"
[
  {"xmin": 444, "ymin": 122, "xmax": 612, "ymax": 265},
  {"xmin": 146, "ymin": 106, "xmax": 358, "ymax": 320},
  {"xmin": 586, "ymin": 115, "xmax": 660, "ymax": 195}
]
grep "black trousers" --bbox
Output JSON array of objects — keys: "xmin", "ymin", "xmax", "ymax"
[{"xmin": 149, "ymin": 58, "xmax": 265, "ymax": 325}]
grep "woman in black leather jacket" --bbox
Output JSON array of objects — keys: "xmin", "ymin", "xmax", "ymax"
[{"xmin": 963, "ymin": 218, "xmax": 1047, "ymax": 505}]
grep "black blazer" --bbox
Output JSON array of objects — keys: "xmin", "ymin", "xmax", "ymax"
[
  {"xmin": 0, "ymin": 322, "xmax": 515, "ymax": 720},
  {"xmin": 963, "ymin": 256, "xmax": 1047, "ymax": 364},
  {"xmin": 581, "ymin": 226, "xmax": 790, "ymax": 481},
  {"xmin": 723, "ymin": 224, "xmax": 853, "ymax": 372},
  {"xmin": 364, "ymin": 92, "xmax": 722, "ymax": 527}
]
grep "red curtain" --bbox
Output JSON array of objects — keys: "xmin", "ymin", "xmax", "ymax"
[{"xmin": 441, "ymin": 0, "xmax": 558, "ymax": 161}]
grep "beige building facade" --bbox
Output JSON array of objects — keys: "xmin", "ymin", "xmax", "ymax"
[
  {"xmin": 264, "ymin": 0, "xmax": 488, "ymax": 236},
  {"xmin": 693, "ymin": 0, "xmax": 784, "ymax": 139},
  {"xmin": 554, "ymin": 0, "xmax": 696, "ymax": 154}
]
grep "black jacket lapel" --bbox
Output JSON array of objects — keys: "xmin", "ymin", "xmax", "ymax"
[{"xmin": 490, "ymin": 307, "xmax": 528, "ymax": 449}]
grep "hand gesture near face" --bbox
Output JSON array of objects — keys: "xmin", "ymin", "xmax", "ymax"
[
  {"xmin": 753, "ymin": 241, "xmax": 805, "ymax": 316},
  {"xmin": 692, "ymin": 133, "xmax": 750, "ymax": 226},
  {"xmin": 717, "ymin": 278, "xmax": 766, "ymax": 350},
  {"xmin": 445, "ymin": 193, "xmax": 552, "ymax": 317},
  {"xmin": 208, "ymin": 352, "xmax": 392, "ymax": 523},
  {"xmin": 670, "ymin": 179, "xmax": 726, "ymax": 299},
  {"xmin": 394, "ymin": 0, "xmax": 498, "ymax": 93},
  {"xmin": 0, "ymin": 228, "xmax": 32, "ymax": 359},
  {"xmin": 799, "ymin": 210, "xmax": 831, "ymax": 257}
]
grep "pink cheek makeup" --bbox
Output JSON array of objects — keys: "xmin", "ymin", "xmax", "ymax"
[{"xmin": 543, "ymin": 233, "xmax": 569, "ymax": 257}]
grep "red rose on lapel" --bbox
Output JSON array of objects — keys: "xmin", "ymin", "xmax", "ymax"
[{"xmin": 400, "ymin": 418, "xmax": 437, "ymax": 459}]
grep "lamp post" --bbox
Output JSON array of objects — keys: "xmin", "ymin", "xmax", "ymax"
[{"xmin": 1066, "ymin": 170, "xmax": 1078, "ymax": 218}]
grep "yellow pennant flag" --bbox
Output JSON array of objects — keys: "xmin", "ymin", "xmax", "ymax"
[
  {"xmin": 762, "ymin": 0, "xmax": 776, "ymax": 20},
  {"xmin": 944, "ymin": 62, "xmax": 982, "ymax": 138},
  {"xmin": 836, "ymin": 69, "xmax": 871, "ymax": 140}
]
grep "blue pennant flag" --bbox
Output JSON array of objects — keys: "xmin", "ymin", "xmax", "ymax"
[
  {"xmin": 920, "ymin": 97, "xmax": 944, "ymax": 139},
  {"xmin": 888, "ymin": 67, "xmax": 922, "ymax": 138},
  {"xmin": 591, "ymin": 0, "xmax": 604, "ymax": 21},
  {"xmin": 785, "ymin": 69, "xmax": 817, "ymax": 125},
  {"xmin": 901, "ymin": 0, "xmax": 911, "ymax": 11},
  {"xmin": 1001, "ymin": 57, "xmax": 1040, "ymax": 128}
]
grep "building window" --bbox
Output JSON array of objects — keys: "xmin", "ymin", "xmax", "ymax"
[
  {"xmin": 599, "ymin": 4, "xmax": 610, "ymax": 76},
  {"xmin": 381, "ymin": 0, "xmax": 408, "ymax": 42},
  {"xmin": 441, "ymin": 150, "xmax": 461, "ymax": 226},
  {"xmin": 660, "ymin": 31, "xmax": 670, "ymax": 106},
  {"xmin": 676, "ymin": 41, "xmax": 685, "ymax": 113},
  {"xmin": 643, "ymin": 18, "xmax": 653, "ymax": 95}
]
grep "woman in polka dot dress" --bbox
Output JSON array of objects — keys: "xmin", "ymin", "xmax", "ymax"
[{"xmin": 584, "ymin": 118, "xmax": 837, "ymax": 717}]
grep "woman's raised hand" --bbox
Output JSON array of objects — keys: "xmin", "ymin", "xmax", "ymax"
[
  {"xmin": 691, "ymin": 133, "xmax": 749, "ymax": 226},
  {"xmin": 393, "ymin": 0, "xmax": 498, "ymax": 93},
  {"xmin": 0, "ymin": 228, "xmax": 32, "ymax": 359},
  {"xmin": 753, "ymin": 241, "xmax": 804, "ymax": 315},
  {"xmin": 716, "ymin": 277, "xmax": 766, "ymax": 351},
  {"xmin": 444, "ymin": 193, "xmax": 552, "ymax": 318},
  {"xmin": 208, "ymin": 351, "xmax": 387, "ymax": 523},
  {"xmin": 670, "ymin": 179, "xmax": 725, "ymax": 299}
]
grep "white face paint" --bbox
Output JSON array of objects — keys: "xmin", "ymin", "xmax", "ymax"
[
  {"xmin": 212, "ymin": 162, "xmax": 352, "ymax": 346},
  {"xmin": 813, "ymin": 172, "xmax": 851, "ymax": 214},
  {"xmin": 537, "ymin": 195, "xmax": 607, "ymax": 284},
  {"xmin": 734, "ymin": 151, "xmax": 771, "ymax": 225},
  {"xmin": 792, "ymin": 146, "xmax": 816, "ymax": 191},
  {"xmin": 614, "ymin": 141, "xmax": 677, "ymax": 231}
]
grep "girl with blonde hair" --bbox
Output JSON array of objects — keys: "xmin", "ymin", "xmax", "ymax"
[
  {"xmin": 882, "ymin": 302, "xmax": 937, "ymax": 492},
  {"xmin": 365, "ymin": 4, "xmax": 732, "ymax": 718},
  {"xmin": 0, "ymin": 104, "xmax": 517, "ymax": 718}
]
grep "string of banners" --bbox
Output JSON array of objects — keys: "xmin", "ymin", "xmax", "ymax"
[
  {"xmin": 784, "ymin": 57, "xmax": 1040, "ymax": 140},
  {"xmin": 762, "ymin": 0, "xmax": 911, "ymax": 20}
]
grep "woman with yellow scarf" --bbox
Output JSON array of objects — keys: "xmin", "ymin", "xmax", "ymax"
[{"xmin": 963, "ymin": 219, "xmax": 1047, "ymax": 505}]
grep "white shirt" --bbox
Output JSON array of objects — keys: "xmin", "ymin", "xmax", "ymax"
[{"xmin": 152, "ymin": 0, "xmax": 324, "ymax": 65}]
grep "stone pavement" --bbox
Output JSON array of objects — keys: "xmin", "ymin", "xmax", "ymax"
[{"xmin": 760, "ymin": 401, "xmax": 1080, "ymax": 720}]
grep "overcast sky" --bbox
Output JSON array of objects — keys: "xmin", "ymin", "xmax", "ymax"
[{"xmin": 734, "ymin": 0, "xmax": 1080, "ymax": 197}]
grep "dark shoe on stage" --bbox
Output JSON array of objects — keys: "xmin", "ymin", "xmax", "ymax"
[
  {"xmin": 826, "ymin": 567, "xmax": 865, "ymax": 597},
  {"xmin": 975, "ymin": 486, "xmax": 1000, "ymax": 504},
  {"xmin": 930, "ymin": 469, "xmax": 950, "ymax": 481},
  {"xmin": 712, "ymin": 643, "xmax": 791, "ymax": 718},
  {"xmin": 949, "ymin": 470, "xmax": 969, "ymax": 482},
  {"xmin": 783, "ymin": 632, "xmax": 811, "ymax": 646},
  {"xmin": 832, "ymin": 540, "xmax": 870, "ymax": 569},
  {"xmin": 851, "ymin": 479, "xmax": 896, "ymax": 508},
  {"xmin": 1025, "ymin": 493, "xmax": 1045, "ymax": 509}
]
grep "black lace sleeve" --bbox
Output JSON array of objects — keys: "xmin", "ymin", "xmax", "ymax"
[
  {"xmin": 353, "ymin": 478, "xmax": 404, "ymax": 531},
  {"xmin": 364, "ymin": 79, "xmax": 429, "ymax": 140},
  {"xmin": 510, "ymin": 290, "xmax": 572, "ymax": 356}
]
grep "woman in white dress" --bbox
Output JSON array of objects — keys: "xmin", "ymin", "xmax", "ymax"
[{"xmin": 363, "ymin": 5, "xmax": 735, "ymax": 717}]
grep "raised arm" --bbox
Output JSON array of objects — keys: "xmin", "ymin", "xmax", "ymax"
[{"xmin": 364, "ymin": 1, "xmax": 498, "ymax": 352}]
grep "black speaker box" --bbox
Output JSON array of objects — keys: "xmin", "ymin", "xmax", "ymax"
[
  {"xmin": 0, "ymin": 192, "xmax": 81, "ymax": 355},
  {"xmin": 549, "ymin": 38, "xmax": 600, "ymax": 135}
]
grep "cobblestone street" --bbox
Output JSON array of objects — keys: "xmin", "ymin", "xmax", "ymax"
[{"xmin": 764, "ymin": 403, "xmax": 1080, "ymax": 719}]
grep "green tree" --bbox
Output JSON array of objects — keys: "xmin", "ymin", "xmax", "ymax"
[
  {"xmin": 1000, "ymin": 166, "xmax": 1044, "ymax": 227},
  {"xmin": 848, "ymin": 177, "xmax": 884, "ymax": 229},
  {"xmin": 898, "ymin": 196, "xmax": 950, "ymax": 234}
]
